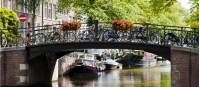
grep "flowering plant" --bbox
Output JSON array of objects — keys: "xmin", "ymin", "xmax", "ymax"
[
  {"xmin": 112, "ymin": 20, "xmax": 133, "ymax": 31},
  {"xmin": 61, "ymin": 21, "xmax": 81, "ymax": 30}
]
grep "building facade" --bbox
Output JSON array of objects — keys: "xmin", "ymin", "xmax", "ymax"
[{"xmin": 0, "ymin": 0, "xmax": 74, "ymax": 28}]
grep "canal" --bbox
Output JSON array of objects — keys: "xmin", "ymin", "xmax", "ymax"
[{"xmin": 52, "ymin": 65, "xmax": 171, "ymax": 87}]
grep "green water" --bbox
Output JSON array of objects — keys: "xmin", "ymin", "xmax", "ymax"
[{"xmin": 53, "ymin": 65, "xmax": 171, "ymax": 87}]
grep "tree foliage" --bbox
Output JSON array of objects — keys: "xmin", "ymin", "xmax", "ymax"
[
  {"xmin": 186, "ymin": 0, "xmax": 199, "ymax": 28},
  {"xmin": 0, "ymin": 7, "xmax": 19, "ymax": 41},
  {"xmin": 58, "ymin": 0, "xmax": 187, "ymax": 26}
]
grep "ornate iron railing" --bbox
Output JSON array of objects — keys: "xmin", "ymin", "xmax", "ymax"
[{"xmin": 0, "ymin": 21, "xmax": 199, "ymax": 48}]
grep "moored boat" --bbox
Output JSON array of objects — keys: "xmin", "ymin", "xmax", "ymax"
[
  {"xmin": 104, "ymin": 59, "xmax": 120, "ymax": 70},
  {"xmin": 65, "ymin": 52, "xmax": 98, "ymax": 76}
]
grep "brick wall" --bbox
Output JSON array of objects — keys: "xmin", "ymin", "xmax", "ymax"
[
  {"xmin": 191, "ymin": 52, "xmax": 199, "ymax": 87},
  {"xmin": 0, "ymin": 48, "xmax": 27, "ymax": 86},
  {"xmin": 171, "ymin": 47, "xmax": 199, "ymax": 87}
]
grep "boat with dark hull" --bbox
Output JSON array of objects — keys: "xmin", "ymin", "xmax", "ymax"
[
  {"xmin": 104, "ymin": 59, "xmax": 120, "ymax": 70},
  {"xmin": 68, "ymin": 62, "xmax": 97, "ymax": 76},
  {"xmin": 65, "ymin": 52, "xmax": 98, "ymax": 77}
]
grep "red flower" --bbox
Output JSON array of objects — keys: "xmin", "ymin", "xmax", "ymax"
[
  {"xmin": 61, "ymin": 21, "xmax": 81, "ymax": 30},
  {"xmin": 112, "ymin": 20, "xmax": 133, "ymax": 31}
]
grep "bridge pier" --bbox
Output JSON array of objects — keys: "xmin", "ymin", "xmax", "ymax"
[
  {"xmin": 0, "ymin": 48, "xmax": 59, "ymax": 86},
  {"xmin": 28, "ymin": 52, "xmax": 57, "ymax": 86},
  {"xmin": 0, "ymin": 48, "xmax": 28, "ymax": 86},
  {"xmin": 171, "ymin": 47, "xmax": 198, "ymax": 87}
]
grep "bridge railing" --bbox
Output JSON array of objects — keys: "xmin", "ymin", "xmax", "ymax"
[{"xmin": 0, "ymin": 21, "xmax": 198, "ymax": 48}]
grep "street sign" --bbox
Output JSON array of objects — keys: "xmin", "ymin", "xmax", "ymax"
[{"xmin": 19, "ymin": 14, "xmax": 26, "ymax": 22}]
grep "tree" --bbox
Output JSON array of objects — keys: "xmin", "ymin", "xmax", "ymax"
[
  {"xmin": 57, "ymin": 0, "xmax": 187, "ymax": 27},
  {"xmin": 0, "ymin": 7, "xmax": 19, "ymax": 42},
  {"xmin": 186, "ymin": 0, "xmax": 199, "ymax": 28},
  {"xmin": 149, "ymin": 0, "xmax": 177, "ymax": 13}
]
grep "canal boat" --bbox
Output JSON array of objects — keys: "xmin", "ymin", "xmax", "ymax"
[
  {"xmin": 104, "ymin": 59, "xmax": 120, "ymax": 70},
  {"xmin": 66, "ymin": 52, "xmax": 98, "ymax": 76},
  {"xmin": 96, "ymin": 61, "xmax": 106, "ymax": 71}
]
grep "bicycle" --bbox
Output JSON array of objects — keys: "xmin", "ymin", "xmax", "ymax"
[
  {"xmin": 128, "ymin": 26, "xmax": 148, "ymax": 43},
  {"xmin": 45, "ymin": 27, "xmax": 62, "ymax": 43}
]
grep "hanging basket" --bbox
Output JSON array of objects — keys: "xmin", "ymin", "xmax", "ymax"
[
  {"xmin": 112, "ymin": 20, "xmax": 133, "ymax": 31},
  {"xmin": 60, "ymin": 22, "xmax": 81, "ymax": 31}
]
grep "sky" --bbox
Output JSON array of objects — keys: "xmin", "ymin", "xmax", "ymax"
[{"xmin": 178, "ymin": 0, "xmax": 190, "ymax": 9}]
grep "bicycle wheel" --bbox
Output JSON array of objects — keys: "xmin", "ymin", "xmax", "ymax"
[
  {"xmin": 16, "ymin": 36, "xmax": 25, "ymax": 47},
  {"xmin": 117, "ymin": 31, "xmax": 129, "ymax": 42},
  {"xmin": 31, "ymin": 33, "xmax": 45, "ymax": 45},
  {"xmin": 63, "ymin": 30, "xmax": 76, "ymax": 42},
  {"xmin": 80, "ymin": 30, "xmax": 95, "ymax": 42},
  {"xmin": 103, "ymin": 30, "xmax": 117, "ymax": 42},
  {"xmin": 51, "ymin": 32, "xmax": 61, "ymax": 42},
  {"xmin": 46, "ymin": 32, "xmax": 61, "ymax": 43},
  {"xmin": 149, "ymin": 34, "xmax": 160, "ymax": 44}
]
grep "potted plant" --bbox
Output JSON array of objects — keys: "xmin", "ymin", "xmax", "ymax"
[
  {"xmin": 112, "ymin": 20, "xmax": 133, "ymax": 31},
  {"xmin": 61, "ymin": 21, "xmax": 81, "ymax": 30}
]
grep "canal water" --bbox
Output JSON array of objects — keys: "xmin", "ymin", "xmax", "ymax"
[{"xmin": 52, "ymin": 65, "xmax": 171, "ymax": 87}]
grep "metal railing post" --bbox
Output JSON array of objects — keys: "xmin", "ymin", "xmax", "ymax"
[
  {"xmin": 193, "ymin": 30, "xmax": 196, "ymax": 48},
  {"xmin": 180, "ymin": 27, "xmax": 183, "ymax": 47},
  {"xmin": 163, "ymin": 26, "xmax": 166, "ymax": 45},
  {"xmin": 129, "ymin": 27, "xmax": 132, "ymax": 42}
]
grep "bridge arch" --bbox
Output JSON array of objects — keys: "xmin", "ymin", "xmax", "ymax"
[{"xmin": 26, "ymin": 42, "xmax": 171, "ymax": 60}]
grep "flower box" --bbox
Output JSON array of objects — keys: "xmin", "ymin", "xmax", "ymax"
[
  {"xmin": 112, "ymin": 20, "xmax": 133, "ymax": 31},
  {"xmin": 61, "ymin": 21, "xmax": 81, "ymax": 30}
]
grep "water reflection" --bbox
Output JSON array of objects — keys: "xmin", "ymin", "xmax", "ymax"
[
  {"xmin": 69, "ymin": 73, "xmax": 98, "ymax": 87},
  {"xmin": 54, "ymin": 65, "xmax": 171, "ymax": 87}
]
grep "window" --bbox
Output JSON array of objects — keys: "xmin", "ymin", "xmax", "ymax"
[
  {"xmin": 53, "ymin": 4, "xmax": 56, "ymax": 19},
  {"xmin": 3, "ymin": 0, "xmax": 7, "ymax": 8},
  {"xmin": 79, "ymin": 55, "xmax": 85, "ymax": 59},
  {"xmin": 24, "ymin": 5, "xmax": 29, "ymax": 13},
  {"xmin": 48, "ymin": 3, "xmax": 52, "ymax": 19},
  {"xmin": 0, "ymin": 0, "xmax": 2, "ymax": 7},
  {"xmin": 8, "ymin": 0, "xmax": 12, "ymax": 10},
  {"xmin": 17, "ymin": 4, "xmax": 22, "ymax": 12},
  {"xmin": 12, "ymin": 0, "xmax": 16, "ymax": 10},
  {"xmin": 44, "ymin": 2, "xmax": 48, "ymax": 18},
  {"xmin": 36, "ymin": 3, "xmax": 40, "ymax": 15}
]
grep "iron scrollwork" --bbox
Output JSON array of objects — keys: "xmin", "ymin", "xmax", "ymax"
[{"xmin": 0, "ymin": 23, "xmax": 199, "ymax": 48}]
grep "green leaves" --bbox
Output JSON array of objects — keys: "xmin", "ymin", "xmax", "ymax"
[
  {"xmin": 0, "ymin": 7, "xmax": 19, "ymax": 42},
  {"xmin": 58, "ymin": 0, "xmax": 189, "ymax": 27},
  {"xmin": 186, "ymin": 0, "xmax": 199, "ymax": 28}
]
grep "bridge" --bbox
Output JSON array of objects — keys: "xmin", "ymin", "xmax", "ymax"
[{"xmin": 0, "ymin": 21, "xmax": 199, "ymax": 87}]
